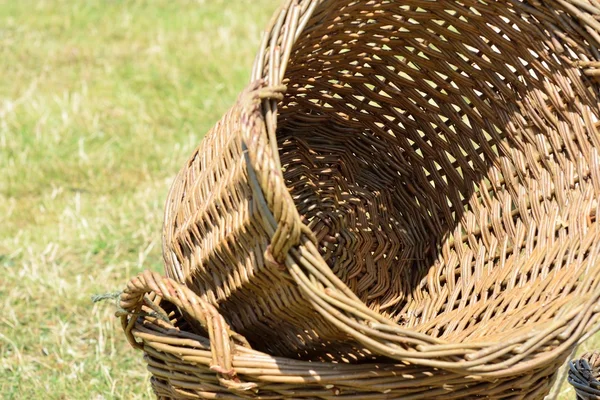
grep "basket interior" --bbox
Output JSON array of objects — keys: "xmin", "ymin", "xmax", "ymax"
[{"xmin": 275, "ymin": 0, "xmax": 600, "ymax": 341}]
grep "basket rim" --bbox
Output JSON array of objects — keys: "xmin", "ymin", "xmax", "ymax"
[{"xmin": 120, "ymin": 270, "xmax": 566, "ymax": 398}]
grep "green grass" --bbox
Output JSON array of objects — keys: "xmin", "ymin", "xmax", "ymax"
[
  {"xmin": 0, "ymin": 1, "xmax": 597, "ymax": 399},
  {"xmin": 0, "ymin": 0, "xmax": 275, "ymax": 398}
]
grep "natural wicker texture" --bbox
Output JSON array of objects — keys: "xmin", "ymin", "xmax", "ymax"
[
  {"xmin": 122, "ymin": 0, "xmax": 600, "ymax": 397},
  {"xmin": 120, "ymin": 270, "xmax": 566, "ymax": 399},
  {"xmin": 569, "ymin": 351, "xmax": 600, "ymax": 399},
  {"xmin": 163, "ymin": 0, "xmax": 600, "ymax": 361}
]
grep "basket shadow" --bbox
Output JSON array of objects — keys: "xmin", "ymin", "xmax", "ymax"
[{"xmin": 277, "ymin": 109, "xmax": 482, "ymax": 327}]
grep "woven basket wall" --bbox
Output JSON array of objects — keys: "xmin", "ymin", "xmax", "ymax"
[{"xmin": 121, "ymin": 0, "xmax": 600, "ymax": 398}]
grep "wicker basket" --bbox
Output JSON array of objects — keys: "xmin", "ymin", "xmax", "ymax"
[
  {"xmin": 122, "ymin": 0, "xmax": 600, "ymax": 398},
  {"xmin": 569, "ymin": 351, "xmax": 600, "ymax": 400}
]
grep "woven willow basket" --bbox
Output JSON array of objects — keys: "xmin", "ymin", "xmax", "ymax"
[
  {"xmin": 569, "ymin": 351, "xmax": 600, "ymax": 399},
  {"xmin": 120, "ymin": 0, "xmax": 600, "ymax": 398}
]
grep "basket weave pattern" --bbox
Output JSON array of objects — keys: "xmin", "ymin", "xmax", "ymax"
[{"xmin": 123, "ymin": 0, "xmax": 600, "ymax": 398}]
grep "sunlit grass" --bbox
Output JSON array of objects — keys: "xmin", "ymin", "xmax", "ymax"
[{"xmin": 0, "ymin": 0, "xmax": 275, "ymax": 398}]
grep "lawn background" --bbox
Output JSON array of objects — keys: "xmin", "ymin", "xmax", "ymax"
[
  {"xmin": 0, "ymin": 1, "xmax": 274, "ymax": 398},
  {"xmin": 0, "ymin": 1, "xmax": 594, "ymax": 399}
]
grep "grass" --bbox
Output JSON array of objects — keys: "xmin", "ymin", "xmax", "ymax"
[
  {"xmin": 0, "ymin": 1, "xmax": 597, "ymax": 399},
  {"xmin": 0, "ymin": 0, "xmax": 275, "ymax": 398}
]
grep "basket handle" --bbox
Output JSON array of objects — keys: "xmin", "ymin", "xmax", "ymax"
[
  {"xmin": 118, "ymin": 270, "xmax": 256, "ymax": 391},
  {"xmin": 239, "ymin": 81, "xmax": 317, "ymax": 264}
]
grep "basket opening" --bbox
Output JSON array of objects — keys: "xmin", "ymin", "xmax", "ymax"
[{"xmin": 272, "ymin": 0, "xmax": 600, "ymax": 339}]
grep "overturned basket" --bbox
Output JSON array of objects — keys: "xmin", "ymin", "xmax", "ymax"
[
  {"xmin": 121, "ymin": 0, "xmax": 600, "ymax": 398},
  {"xmin": 569, "ymin": 351, "xmax": 600, "ymax": 399}
]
